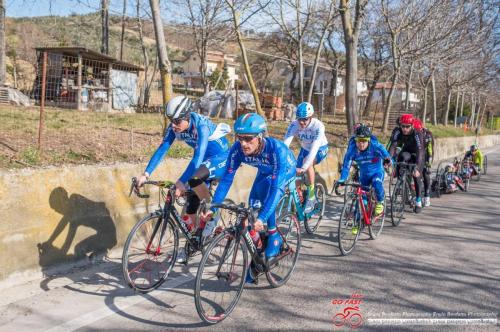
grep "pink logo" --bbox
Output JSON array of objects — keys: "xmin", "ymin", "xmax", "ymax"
[{"xmin": 331, "ymin": 293, "xmax": 364, "ymax": 329}]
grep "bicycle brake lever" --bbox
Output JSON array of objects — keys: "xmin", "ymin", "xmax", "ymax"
[{"xmin": 129, "ymin": 177, "xmax": 137, "ymax": 197}]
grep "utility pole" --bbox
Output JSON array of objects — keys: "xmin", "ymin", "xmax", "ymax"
[{"xmin": 101, "ymin": 0, "xmax": 109, "ymax": 54}]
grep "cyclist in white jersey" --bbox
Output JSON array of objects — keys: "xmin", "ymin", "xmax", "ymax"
[{"xmin": 283, "ymin": 102, "xmax": 329, "ymax": 213}]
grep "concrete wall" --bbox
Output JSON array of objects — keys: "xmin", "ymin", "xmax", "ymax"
[{"xmin": 0, "ymin": 135, "xmax": 498, "ymax": 285}]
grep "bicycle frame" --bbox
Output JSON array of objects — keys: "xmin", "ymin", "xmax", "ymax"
[
  {"xmin": 215, "ymin": 208, "xmax": 268, "ymax": 279},
  {"xmin": 140, "ymin": 185, "xmax": 201, "ymax": 257},
  {"xmin": 353, "ymin": 186, "xmax": 374, "ymax": 226}
]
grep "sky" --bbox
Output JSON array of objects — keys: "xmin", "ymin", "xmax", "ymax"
[{"xmin": 6, "ymin": 0, "xmax": 163, "ymax": 19}]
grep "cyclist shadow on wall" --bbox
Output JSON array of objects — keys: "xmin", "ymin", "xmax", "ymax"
[{"xmin": 37, "ymin": 187, "xmax": 118, "ymax": 290}]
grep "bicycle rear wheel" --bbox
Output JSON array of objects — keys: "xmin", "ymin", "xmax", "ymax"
[
  {"xmin": 368, "ymin": 192, "xmax": 386, "ymax": 240},
  {"xmin": 390, "ymin": 179, "xmax": 406, "ymax": 227},
  {"xmin": 304, "ymin": 183, "xmax": 326, "ymax": 234},
  {"xmin": 194, "ymin": 231, "xmax": 248, "ymax": 324},
  {"xmin": 266, "ymin": 213, "xmax": 301, "ymax": 288},
  {"xmin": 122, "ymin": 213, "xmax": 178, "ymax": 293},
  {"xmin": 338, "ymin": 195, "xmax": 361, "ymax": 255}
]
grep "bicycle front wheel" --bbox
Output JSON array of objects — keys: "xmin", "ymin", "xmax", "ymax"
[
  {"xmin": 275, "ymin": 192, "xmax": 291, "ymax": 222},
  {"xmin": 368, "ymin": 193, "xmax": 386, "ymax": 240},
  {"xmin": 122, "ymin": 213, "xmax": 178, "ymax": 293},
  {"xmin": 338, "ymin": 195, "xmax": 361, "ymax": 256},
  {"xmin": 483, "ymin": 156, "xmax": 488, "ymax": 175},
  {"xmin": 390, "ymin": 179, "xmax": 406, "ymax": 227},
  {"xmin": 194, "ymin": 231, "xmax": 248, "ymax": 324},
  {"xmin": 266, "ymin": 213, "xmax": 301, "ymax": 288},
  {"xmin": 304, "ymin": 183, "xmax": 326, "ymax": 234}
]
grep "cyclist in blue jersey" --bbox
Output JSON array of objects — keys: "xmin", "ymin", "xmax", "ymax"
[
  {"xmin": 346, "ymin": 123, "xmax": 379, "ymax": 157},
  {"xmin": 202, "ymin": 113, "xmax": 296, "ymax": 283},
  {"xmin": 335, "ymin": 125, "xmax": 392, "ymax": 217},
  {"xmin": 136, "ymin": 96, "xmax": 231, "ymax": 260}
]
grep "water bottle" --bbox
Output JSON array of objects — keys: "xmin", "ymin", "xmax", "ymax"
[
  {"xmin": 202, "ymin": 215, "xmax": 218, "ymax": 238},
  {"xmin": 182, "ymin": 215, "xmax": 195, "ymax": 233},
  {"xmin": 249, "ymin": 229, "xmax": 262, "ymax": 250}
]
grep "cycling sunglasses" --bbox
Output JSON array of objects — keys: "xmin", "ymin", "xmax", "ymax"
[
  {"xmin": 401, "ymin": 124, "xmax": 412, "ymax": 129},
  {"xmin": 298, "ymin": 117, "xmax": 310, "ymax": 123},
  {"xmin": 236, "ymin": 134, "xmax": 257, "ymax": 143},
  {"xmin": 355, "ymin": 137, "xmax": 370, "ymax": 143}
]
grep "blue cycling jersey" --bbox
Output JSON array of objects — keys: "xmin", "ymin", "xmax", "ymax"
[
  {"xmin": 340, "ymin": 139, "xmax": 390, "ymax": 182},
  {"xmin": 144, "ymin": 112, "xmax": 230, "ymax": 183},
  {"xmin": 212, "ymin": 137, "xmax": 296, "ymax": 223}
]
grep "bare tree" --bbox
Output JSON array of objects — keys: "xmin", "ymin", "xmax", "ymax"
[
  {"xmin": 323, "ymin": 28, "xmax": 345, "ymax": 116},
  {"xmin": 224, "ymin": 0, "xmax": 267, "ymax": 115},
  {"xmin": 263, "ymin": 0, "xmax": 314, "ymax": 101},
  {"xmin": 306, "ymin": 0, "xmax": 336, "ymax": 103},
  {"xmin": 136, "ymin": 0, "xmax": 151, "ymax": 108},
  {"xmin": 179, "ymin": 0, "xmax": 230, "ymax": 93},
  {"xmin": 268, "ymin": 32, "xmax": 299, "ymax": 100},
  {"xmin": 339, "ymin": 0, "xmax": 368, "ymax": 134}
]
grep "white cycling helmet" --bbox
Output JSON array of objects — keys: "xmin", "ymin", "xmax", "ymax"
[{"xmin": 165, "ymin": 96, "xmax": 192, "ymax": 120}]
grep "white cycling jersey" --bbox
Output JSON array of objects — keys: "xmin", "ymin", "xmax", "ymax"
[{"xmin": 283, "ymin": 118, "xmax": 328, "ymax": 169}]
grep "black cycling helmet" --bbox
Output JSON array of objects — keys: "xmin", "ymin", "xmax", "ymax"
[
  {"xmin": 470, "ymin": 144, "xmax": 478, "ymax": 151},
  {"xmin": 355, "ymin": 124, "xmax": 371, "ymax": 138}
]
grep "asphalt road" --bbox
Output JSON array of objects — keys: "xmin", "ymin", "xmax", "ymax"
[{"xmin": 1, "ymin": 149, "xmax": 499, "ymax": 332}]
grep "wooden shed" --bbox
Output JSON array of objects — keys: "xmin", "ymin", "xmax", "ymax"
[{"xmin": 33, "ymin": 47, "xmax": 143, "ymax": 112}]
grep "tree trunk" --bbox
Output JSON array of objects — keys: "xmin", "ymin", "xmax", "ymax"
[
  {"xmin": 150, "ymin": 0, "xmax": 173, "ymax": 112},
  {"xmin": 475, "ymin": 96, "xmax": 481, "ymax": 128},
  {"xmin": 101, "ymin": 0, "xmax": 109, "ymax": 55},
  {"xmin": 443, "ymin": 88, "xmax": 451, "ymax": 126},
  {"xmin": 289, "ymin": 67, "xmax": 297, "ymax": 101},
  {"xmin": 0, "ymin": 0, "xmax": 5, "ymax": 85},
  {"xmin": 296, "ymin": 2, "xmax": 304, "ymax": 101},
  {"xmin": 200, "ymin": 45, "xmax": 208, "ymax": 93},
  {"xmin": 307, "ymin": 27, "xmax": 328, "ymax": 103},
  {"xmin": 362, "ymin": 75, "xmax": 379, "ymax": 118},
  {"xmin": 469, "ymin": 95, "xmax": 475, "ymax": 127},
  {"xmin": 344, "ymin": 41, "xmax": 360, "ymax": 132},
  {"xmin": 332, "ymin": 65, "xmax": 339, "ymax": 116},
  {"xmin": 453, "ymin": 91, "xmax": 460, "ymax": 127},
  {"xmin": 404, "ymin": 61, "xmax": 414, "ymax": 112},
  {"xmin": 231, "ymin": 10, "xmax": 262, "ymax": 115},
  {"xmin": 137, "ymin": 0, "xmax": 149, "ymax": 108},
  {"xmin": 460, "ymin": 92, "xmax": 465, "ymax": 117},
  {"xmin": 119, "ymin": 0, "xmax": 127, "ymax": 60},
  {"xmin": 382, "ymin": 72, "xmax": 399, "ymax": 133},
  {"xmin": 422, "ymin": 86, "xmax": 428, "ymax": 125},
  {"xmin": 431, "ymin": 73, "xmax": 437, "ymax": 125}
]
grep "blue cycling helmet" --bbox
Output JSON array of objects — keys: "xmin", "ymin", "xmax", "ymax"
[
  {"xmin": 296, "ymin": 102, "xmax": 314, "ymax": 119},
  {"xmin": 234, "ymin": 113, "xmax": 267, "ymax": 135}
]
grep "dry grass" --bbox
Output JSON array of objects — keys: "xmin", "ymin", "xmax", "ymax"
[{"xmin": 1, "ymin": 105, "xmax": 494, "ymax": 169}]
